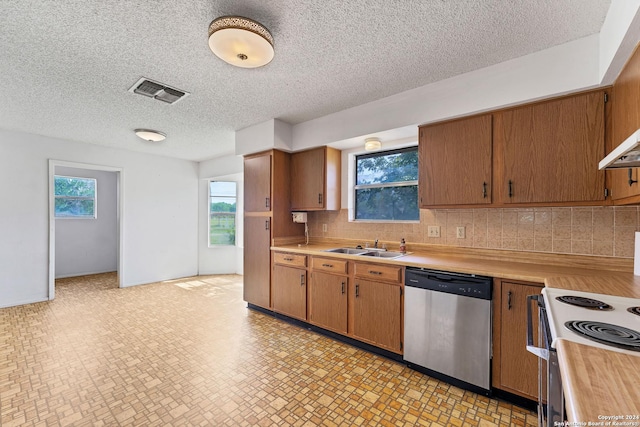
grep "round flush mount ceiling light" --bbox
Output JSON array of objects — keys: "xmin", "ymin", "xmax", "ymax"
[
  {"xmin": 208, "ymin": 16, "xmax": 274, "ymax": 68},
  {"xmin": 364, "ymin": 137, "xmax": 382, "ymax": 151},
  {"xmin": 135, "ymin": 129, "xmax": 166, "ymax": 142}
]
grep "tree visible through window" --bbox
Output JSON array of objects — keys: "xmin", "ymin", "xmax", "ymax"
[
  {"xmin": 209, "ymin": 181, "xmax": 237, "ymax": 246},
  {"xmin": 54, "ymin": 176, "xmax": 97, "ymax": 218},
  {"xmin": 355, "ymin": 147, "xmax": 419, "ymax": 221}
]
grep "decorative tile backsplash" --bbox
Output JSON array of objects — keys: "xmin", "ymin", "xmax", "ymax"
[{"xmin": 307, "ymin": 207, "xmax": 640, "ymax": 258}]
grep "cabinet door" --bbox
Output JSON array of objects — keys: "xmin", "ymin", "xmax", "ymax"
[
  {"xmin": 309, "ymin": 271, "xmax": 347, "ymax": 334},
  {"xmin": 610, "ymin": 46, "xmax": 640, "ymax": 201},
  {"xmin": 243, "ymin": 216, "xmax": 271, "ymax": 308},
  {"xmin": 291, "ymin": 148, "xmax": 325, "ymax": 210},
  {"xmin": 272, "ymin": 265, "xmax": 307, "ymax": 321},
  {"xmin": 244, "ymin": 154, "xmax": 271, "ymax": 212},
  {"xmin": 352, "ymin": 279, "xmax": 402, "ymax": 353},
  {"xmin": 493, "ymin": 280, "xmax": 543, "ymax": 400},
  {"xmin": 419, "ymin": 114, "xmax": 492, "ymax": 206},
  {"xmin": 495, "ymin": 91, "xmax": 605, "ymax": 204}
]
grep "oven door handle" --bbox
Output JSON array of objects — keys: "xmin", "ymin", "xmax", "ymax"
[{"xmin": 526, "ymin": 294, "xmax": 549, "ymax": 360}]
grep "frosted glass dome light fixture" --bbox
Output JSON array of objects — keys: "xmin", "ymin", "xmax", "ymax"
[
  {"xmin": 364, "ymin": 137, "xmax": 382, "ymax": 151},
  {"xmin": 208, "ymin": 16, "xmax": 274, "ymax": 68},
  {"xmin": 135, "ymin": 129, "xmax": 166, "ymax": 142}
]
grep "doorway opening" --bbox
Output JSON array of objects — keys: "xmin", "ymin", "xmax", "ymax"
[{"xmin": 48, "ymin": 160, "xmax": 124, "ymax": 299}]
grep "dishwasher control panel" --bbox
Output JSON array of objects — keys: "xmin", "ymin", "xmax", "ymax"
[{"xmin": 405, "ymin": 268, "xmax": 492, "ymax": 300}]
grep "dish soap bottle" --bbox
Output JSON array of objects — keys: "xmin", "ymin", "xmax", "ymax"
[{"xmin": 399, "ymin": 238, "xmax": 406, "ymax": 254}]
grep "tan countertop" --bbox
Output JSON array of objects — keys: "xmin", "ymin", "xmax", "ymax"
[{"xmin": 273, "ymin": 241, "xmax": 640, "ymax": 422}]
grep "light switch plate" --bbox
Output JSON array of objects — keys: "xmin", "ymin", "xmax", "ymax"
[
  {"xmin": 456, "ymin": 226, "xmax": 465, "ymax": 239},
  {"xmin": 428, "ymin": 226, "xmax": 440, "ymax": 238}
]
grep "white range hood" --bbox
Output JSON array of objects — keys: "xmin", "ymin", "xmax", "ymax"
[{"xmin": 599, "ymin": 128, "xmax": 640, "ymax": 169}]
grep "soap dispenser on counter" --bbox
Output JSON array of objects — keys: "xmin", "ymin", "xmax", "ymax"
[{"xmin": 399, "ymin": 238, "xmax": 406, "ymax": 254}]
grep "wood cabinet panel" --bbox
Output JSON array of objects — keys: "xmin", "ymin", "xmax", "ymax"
[
  {"xmin": 272, "ymin": 264, "xmax": 307, "ymax": 321},
  {"xmin": 354, "ymin": 262, "xmax": 402, "ymax": 284},
  {"xmin": 243, "ymin": 217, "xmax": 272, "ymax": 308},
  {"xmin": 352, "ymin": 279, "xmax": 402, "ymax": 353},
  {"xmin": 492, "ymin": 279, "xmax": 543, "ymax": 400},
  {"xmin": 610, "ymin": 45, "xmax": 640, "ymax": 202},
  {"xmin": 309, "ymin": 271, "xmax": 348, "ymax": 334},
  {"xmin": 244, "ymin": 154, "xmax": 271, "ymax": 212},
  {"xmin": 419, "ymin": 114, "xmax": 492, "ymax": 206},
  {"xmin": 494, "ymin": 90, "xmax": 606, "ymax": 204},
  {"xmin": 311, "ymin": 257, "xmax": 348, "ymax": 274},
  {"xmin": 273, "ymin": 252, "xmax": 307, "ymax": 268},
  {"xmin": 291, "ymin": 147, "xmax": 341, "ymax": 211}
]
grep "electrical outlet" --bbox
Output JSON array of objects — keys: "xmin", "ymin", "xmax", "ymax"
[
  {"xmin": 427, "ymin": 226, "xmax": 440, "ymax": 238},
  {"xmin": 322, "ymin": 223, "xmax": 328, "ymax": 232},
  {"xmin": 456, "ymin": 226, "xmax": 466, "ymax": 239}
]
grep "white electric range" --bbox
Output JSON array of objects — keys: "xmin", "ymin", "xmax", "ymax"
[{"xmin": 542, "ymin": 287, "xmax": 640, "ymax": 355}]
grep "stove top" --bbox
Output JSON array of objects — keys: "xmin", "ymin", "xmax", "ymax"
[{"xmin": 543, "ymin": 287, "xmax": 640, "ymax": 356}]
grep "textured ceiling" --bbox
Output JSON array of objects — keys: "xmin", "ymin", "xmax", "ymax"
[{"xmin": 0, "ymin": 0, "xmax": 611, "ymax": 161}]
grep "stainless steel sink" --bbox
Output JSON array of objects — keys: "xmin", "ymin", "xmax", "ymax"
[
  {"xmin": 324, "ymin": 247, "xmax": 407, "ymax": 259},
  {"xmin": 324, "ymin": 247, "xmax": 370, "ymax": 255},
  {"xmin": 360, "ymin": 250, "xmax": 407, "ymax": 259}
]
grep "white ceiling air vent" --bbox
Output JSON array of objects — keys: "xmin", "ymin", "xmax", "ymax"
[{"xmin": 128, "ymin": 77, "xmax": 190, "ymax": 105}]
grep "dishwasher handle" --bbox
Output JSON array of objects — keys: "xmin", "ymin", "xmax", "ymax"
[{"xmin": 526, "ymin": 294, "xmax": 548, "ymax": 360}]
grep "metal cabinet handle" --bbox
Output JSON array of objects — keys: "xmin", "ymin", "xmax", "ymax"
[
  {"xmin": 300, "ymin": 274, "xmax": 305, "ymax": 286},
  {"xmin": 368, "ymin": 270, "xmax": 382, "ymax": 275},
  {"xmin": 507, "ymin": 291, "xmax": 512, "ymax": 310},
  {"xmin": 355, "ymin": 284, "xmax": 359, "ymax": 297},
  {"xmin": 482, "ymin": 182, "xmax": 487, "ymax": 198},
  {"xmin": 318, "ymin": 193, "xmax": 323, "ymax": 204},
  {"xmin": 508, "ymin": 180, "xmax": 513, "ymax": 198},
  {"xmin": 628, "ymin": 168, "xmax": 638, "ymax": 187},
  {"xmin": 526, "ymin": 294, "xmax": 548, "ymax": 360},
  {"xmin": 322, "ymin": 263, "xmax": 333, "ymax": 268},
  {"xmin": 284, "ymin": 257, "xmax": 293, "ymax": 261},
  {"xmin": 341, "ymin": 282, "xmax": 345, "ymax": 294},
  {"xmin": 265, "ymin": 220, "xmax": 270, "ymax": 230},
  {"xmin": 265, "ymin": 197, "xmax": 270, "ymax": 208}
]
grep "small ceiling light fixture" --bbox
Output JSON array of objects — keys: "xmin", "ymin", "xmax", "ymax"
[
  {"xmin": 135, "ymin": 129, "xmax": 166, "ymax": 142},
  {"xmin": 208, "ymin": 16, "xmax": 274, "ymax": 68},
  {"xmin": 364, "ymin": 137, "xmax": 382, "ymax": 151}
]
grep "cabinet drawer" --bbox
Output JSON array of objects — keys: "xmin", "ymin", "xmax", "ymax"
[
  {"xmin": 311, "ymin": 257, "xmax": 348, "ymax": 274},
  {"xmin": 354, "ymin": 263, "xmax": 402, "ymax": 283},
  {"xmin": 274, "ymin": 252, "xmax": 307, "ymax": 267}
]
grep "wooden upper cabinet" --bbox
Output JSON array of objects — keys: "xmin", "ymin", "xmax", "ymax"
[
  {"xmin": 494, "ymin": 90, "xmax": 606, "ymax": 204},
  {"xmin": 609, "ymin": 44, "xmax": 640, "ymax": 202},
  {"xmin": 291, "ymin": 147, "xmax": 341, "ymax": 211},
  {"xmin": 244, "ymin": 153, "xmax": 271, "ymax": 212},
  {"xmin": 419, "ymin": 114, "xmax": 492, "ymax": 206}
]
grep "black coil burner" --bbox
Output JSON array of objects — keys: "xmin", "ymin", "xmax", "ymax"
[
  {"xmin": 555, "ymin": 295, "xmax": 613, "ymax": 310},
  {"xmin": 628, "ymin": 307, "xmax": 640, "ymax": 317},
  {"xmin": 564, "ymin": 321, "xmax": 640, "ymax": 351}
]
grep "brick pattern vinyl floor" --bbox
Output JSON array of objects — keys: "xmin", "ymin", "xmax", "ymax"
[{"xmin": 0, "ymin": 273, "xmax": 537, "ymax": 426}]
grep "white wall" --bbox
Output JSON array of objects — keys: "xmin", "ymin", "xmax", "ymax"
[
  {"xmin": 54, "ymin": 166, "xmax": 118, "ymax": 278},
  {"xmin": 290, "ymin": 34, "xmax": 602, "ymax": 151},
  {"xmin": 0, "ymin": 129, "xmax": 198, "ymax": 308},
  {"xmin": 198, "ymin": 155, "xmax": 244, "ymax": 275},
  {"xmin": 599, "ymin": 0, "xmax": 640, "ymax": 84}
]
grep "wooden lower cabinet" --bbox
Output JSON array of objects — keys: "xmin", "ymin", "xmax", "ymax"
[
  {"xmin": 272, "ymin": 264, "xmax": 307, "ymax": 321},
  {"xmin": 308, "ymin": 271, "xmax": 348, "ymax": 334},
  {"xmin": 243, "ymin": 216, "xmax": 271, "ymax": 308},
  {"xmin": 351, "ymin": 278, "xmax": 402, "ymax": 353},
  {"xmin": 492, "ymin": 279, "xmax": 543, "ymax": 400}
]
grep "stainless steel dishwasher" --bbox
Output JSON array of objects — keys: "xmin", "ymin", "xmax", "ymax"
[{"xmin": 404, "ymin": 267, "xmax": 492, "ymax": 395}]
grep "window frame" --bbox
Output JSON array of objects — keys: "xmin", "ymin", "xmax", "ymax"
[
  {"xmin": 54, "ymin": 175, "xmax": 97, "ymax": 219},
  {"xmin": 353, "ymin": 146, "xmax": 419, "ymax": 223},
  {"xmin": 208, "ymin": 180, "xmax": 237, "ymax": 247}
]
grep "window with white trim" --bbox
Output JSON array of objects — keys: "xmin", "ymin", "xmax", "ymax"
[
  {"xmin": 354, "ymin": 147, "xmax": 419, "ymax": 221},
  {"xmin": 54, "ymin": 175, "xmax": 97, "ymax": 218},
  {"xmin": 209, "ymin": 181, "xmax": 237, "ymax": 246}
]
